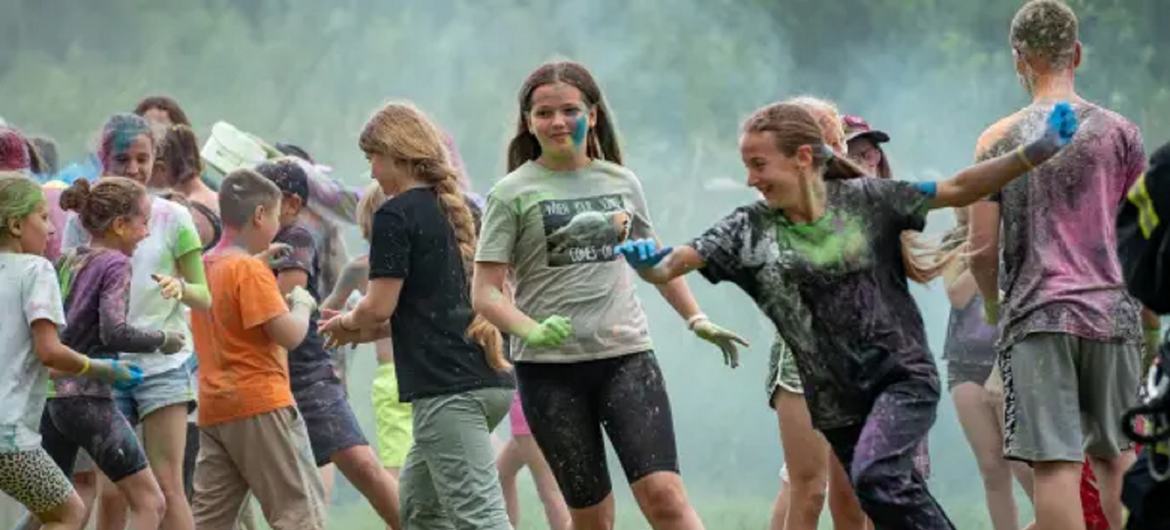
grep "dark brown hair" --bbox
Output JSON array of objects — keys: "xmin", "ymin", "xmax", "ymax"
[
  {"xmin": 155, "ymin": 125, "xmax": 204, "ymax": 185},
  {"xmin": 133, "ymin": 95, "xmax": 192, "ymax": 127},
  {"xmin": 60, "ymin": 177, "xmax": 148, "ymax": 236},
  {"xmin": 506, "ymin": 61, "xmax": 622, "ymax": 172}
]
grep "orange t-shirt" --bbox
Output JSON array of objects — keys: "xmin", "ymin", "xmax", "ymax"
[{"xmin": 192, "ymin": 252, "xmax": 293, "ymax": 426}]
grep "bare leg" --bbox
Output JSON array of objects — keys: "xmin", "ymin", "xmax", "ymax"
[
  {"xmin": 141, "ymin": 404, "xmax": 195, "ymax": 530},
  {"xmin": 774, "ymin": 390, "xmax": 828, "ymax": 530},
  {"xmin": 94, "ymin": 473, "xmax": 126, "ymax": 530},
  {"xmin": 630, "ymin": 471, "xmax": 705, "ymax": 530},
  {"xmin": 332, "ymin": 445, "xmax": 401, "ymax": 530},
  {"xmin": 111, "ymin": 468, "xmax": 165, "ymax": 530},
  {"xmin": 495, "ymin": 438, "xmax": 525, "ymax": 528},
  {"xmin": 1032, "ymin": 461, "xmax": 1084, "ymax": 530},
  {"xmin": 566, "ymin": 494, "xmax": 615, "ymax": 530},
  {"xmin": 953, "ymin": 382, "xmax": 1024, "ymax": 530},
  {"xmin": 826, "ymin": 453, "xmax": 868, "ymax": 530},
  {"xmin": 768, "ymin": 480, "xmax": 790, "ymax": 530},
  {"xmin": 33, "ymin": 492, "xmax": 86, "ymax": 530},
  {"xmin": 516, "ymin": 435, "xmax": 571, "ymax": 530}
]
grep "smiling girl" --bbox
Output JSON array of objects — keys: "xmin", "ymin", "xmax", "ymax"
[{"xmin": 616, "ymin": 100, "xmax": 1077, "ymax": 529}]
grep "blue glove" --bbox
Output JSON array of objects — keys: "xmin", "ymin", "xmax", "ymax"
[
  {"xmin": 89, "ymin": 360, "xmax": 145, "ymax": 391},
  {"xmin": 614, "ymin": 238, "xmax": 672, "ymax": 269},
  {"xmin": 1045, "ymin": 101, "xmax": 1078, "ymax": 147}
]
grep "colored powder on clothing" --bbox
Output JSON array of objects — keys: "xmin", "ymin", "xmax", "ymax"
[{"xmin": 777, "ymin": 211, "xmax": 867, "ymax": 267}]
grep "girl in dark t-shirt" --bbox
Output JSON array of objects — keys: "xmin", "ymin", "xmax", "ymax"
[
  {"xmin": 617, "ymin": 100, "xmax": 1077, "ymax": 529},
  {"xmin": 320, "ymin": 102, "xmax": 514, "ymax": 530}
]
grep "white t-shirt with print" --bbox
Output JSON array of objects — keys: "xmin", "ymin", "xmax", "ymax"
[
  {"xmin": 0, "ymin": 253, "xmax": 65, "ymax": 452},
  {"xmin": 63, "ymin": 196, "xmax": 202, "ymax": 375}
]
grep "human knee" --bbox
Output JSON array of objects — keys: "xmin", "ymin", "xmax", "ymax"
[
  {"xmin": 40, "ymin": 493, "xmax": 87, "ymax": 525},
  {"xmin": 568, "ymin": 504, "xmax": 614, "ymax": 530},
  {"xmin": 975, "ymin": 455, "xmax": 1014, "ymax": 487},
  {"xmin": 127, "ymin": 481, "xmax": 167, "ymax": 520},
  {"xmin": 638, "ymin": 479, "xmax": 691, "ymax": 522}
]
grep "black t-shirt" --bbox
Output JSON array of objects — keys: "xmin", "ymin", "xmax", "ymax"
[
  {"xmin": 692, "ymin": 178, "xmax": 939, "ymax": 429},
  {"xmin": 271, "ymin": 222, "xmax": 337, "ymax": 391},
  {"xmin": 369, "ymin": 187, "xmax": 513, "ymax": 401}
]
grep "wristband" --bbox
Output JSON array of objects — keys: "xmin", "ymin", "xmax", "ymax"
[
  {"xmin": 79, "ymin": 357, "xmax": 91, "ymax": 375},
  {"xmin": 686, "ymin": 313, "xmax": 709, "ymax": 330},
  {"xmin": 1014, "ymin": 146, "xmax": 1036, "ymax": 171}
]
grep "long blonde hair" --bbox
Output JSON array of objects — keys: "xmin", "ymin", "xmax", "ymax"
[{"xmin": 359, "ymin": 102, "xmax": 510, "ymax": 372}]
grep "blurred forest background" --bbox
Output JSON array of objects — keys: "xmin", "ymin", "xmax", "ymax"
[{"xmin": 2, "ymin": 0, "xmax": 1167, "ymax": 528}]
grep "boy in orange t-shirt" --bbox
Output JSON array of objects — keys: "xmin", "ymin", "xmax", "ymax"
[{"xmin": 189, "ymin": 169, "xmax": 325, "ymax": 530}]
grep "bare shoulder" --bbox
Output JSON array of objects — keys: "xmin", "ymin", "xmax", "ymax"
[{"xmin": 975, "ymin": 111, "xmax": 1025, "ymax": 159}]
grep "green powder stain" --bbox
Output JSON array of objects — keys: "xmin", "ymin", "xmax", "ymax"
[{"xmin": 776, "ymin": 211, "xmax": 867, "ymax": 267}]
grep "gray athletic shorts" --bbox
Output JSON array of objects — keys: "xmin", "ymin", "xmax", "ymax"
[{"xmin": 1000, "ymin": 333, "xmax": 1142, "ymax": 462}]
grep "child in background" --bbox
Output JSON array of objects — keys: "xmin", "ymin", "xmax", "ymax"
[
  {"xmin": 255, "ymin": 159, "xmax": 401, "ymax": 529},
  {"xmin": 0, "ymin": 174, "xmax": 143, "ymax": 529},
  {"xmin": 322, "ymin": 182, "xmax": 414, "ymax": 484},
  {"xmin": 189, "ymin": 169, "xmax": 325, "ymax": 530},
  {"xmin": 47, "ymin": 177, "xmax": 187, "ymax": 530}
]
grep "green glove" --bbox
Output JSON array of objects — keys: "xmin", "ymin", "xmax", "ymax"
[
  {"xmin": 1144, "ymin": 325, "xmax": 1162, "ymax": 373},
  {"xmin": 983, "ymin": 299, "xmax": 1000, "ymax": 325},
  {"xmin": 690, "ymin": 317, "xmax": 749, "ymax": 368},
  {"xmin": 524, "ymin": 316, "xmax": 573, "ymax": 348}
]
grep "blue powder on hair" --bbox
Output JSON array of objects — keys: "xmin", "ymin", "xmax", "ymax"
[
  {"xmin": 103, "ymin": 114, "xmax": 151, "ymax": 157},
  {"xmin": 572, "ymin": 115, "xmax": 588, "ymax": 147}
]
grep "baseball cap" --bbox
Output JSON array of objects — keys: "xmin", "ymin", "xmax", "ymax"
[{"xmin": 843, "ymin": 115, "xmax": 891, "ymax": 144}]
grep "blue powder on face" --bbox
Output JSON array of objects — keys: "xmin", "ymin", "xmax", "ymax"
[{"xmin": 572, "ymin": 114, "xmax": 588, "ymax": 147}]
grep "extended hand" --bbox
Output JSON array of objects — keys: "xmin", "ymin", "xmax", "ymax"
[
  {"xmin": 89, "ymin": 360, "xmax": 145, "ymax": 391},
  {"xmin": 614, "ymin": 239, "xmax": 672, "ymax": 269},
  {"xmin": 160, "ymin": 331, "xmax": 186, "ymax": 354},
  {"xmin": 257, "ymin": 243, "xmax": 293, "ymax": 264},
  {"xmin": 691, "ymin": 318, "xmax": 749, "ymax": 368},
  {"xmin": 982, "ymin": 299, "xmax": 999, "ymax": 325},
  {"xmin": 287, "ymin": 285, "xmax": 318, "ymax": 313},
  {"xmin": 524, "ymin": 316, "xmax": 573, "ymax": 348},
  {"xmin": 1044, "ymin": 101, "xmax": 1078, "ymax": 148},
  {"xmin": 152, "ymin": 274, "xmax": 184, "ymax": 300}
]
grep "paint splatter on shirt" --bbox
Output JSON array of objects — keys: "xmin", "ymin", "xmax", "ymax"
[
  {"xmin": 54, "ymin": 248, "xmax": 165, "ymax": 398},
  {"xmin": 692, "ymin": 178, "xmax": 937, "ymax": 429},
  {"xmin": 270, "ymin": 222, "xmax": 335, "ymax": 392},
  {"xmin": 985, "ymin": 101, "xmax": 1145, "ymax": 350}
]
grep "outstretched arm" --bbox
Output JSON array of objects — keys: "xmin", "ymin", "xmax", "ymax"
[
  {"xmin": 930, "ymin": 102, "xmax": 1078, "ymax": 209},
  {"xmin": 617, "ymin": 240, "xmax": 706, "ymax": 285}
]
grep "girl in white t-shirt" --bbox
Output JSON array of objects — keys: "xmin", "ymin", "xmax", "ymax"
[
  {"xmin": 0, "ymin": 174, "xmax": 142, "ymax": 529},
  {"xmin": 62, "ymin": 114, "xmax": 210, "ymax": 530}
]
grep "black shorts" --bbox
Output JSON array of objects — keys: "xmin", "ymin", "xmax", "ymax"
[
  {"xmin": 40, "ymin": 397, "xmax": 148, "ymax": 482},
  {"xmin": 946, "ymin": 361, "xmax": 994, "ymax": 392},
  {"xmin": 515, "ymin": 351, "xmax": 680, "ymax": 509},
  {"xmin": 294, "ymin": 380, "xmax": 369, "ymax": 466}
]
